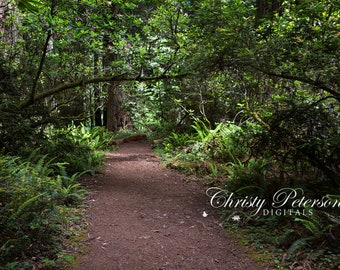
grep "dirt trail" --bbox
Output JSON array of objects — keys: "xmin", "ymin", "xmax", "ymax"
[{"xmin": 74, "ymin": 140, "xmax": 267, "ymax": 270}]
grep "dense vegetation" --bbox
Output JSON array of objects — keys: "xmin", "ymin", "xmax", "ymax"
[{"xmin": 0, "ymin": 0, "xmax": 339, "ymax": 269}]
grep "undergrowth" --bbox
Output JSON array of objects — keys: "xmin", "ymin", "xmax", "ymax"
[
  {"xmin": 0, "ymin": 124, "xmax": 113, "ymax": 269},
  {"xmin": 159, "ymin": 119, "xmax": 340, "ymax": 269}
]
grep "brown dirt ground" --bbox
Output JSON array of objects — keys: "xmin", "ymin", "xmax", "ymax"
[{"xmin": 73, "ymin": 140, "xmax": 269, "ymax": 270}]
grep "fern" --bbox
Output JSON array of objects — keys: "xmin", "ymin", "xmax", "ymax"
[
  {"xmin": 34, "ymin": 155, "xmax": 55, "ymax": 176},
  {"xmin": 325, "ymin": 212, "xmax": 340, "ymax": 225},
  {"xmin": 56, "ymin": 166, "xmax": 89, "ymax": 205},
  {"xmin": 326, "ymin": 190, "xmax": 340, "ymax": 202},
  {"xmin": 295, "ymin": 216, "xmax": 322, "ymax": 236},
  {"xmin": 192, "ymin": 120, "xmax": 210, "ymax": 142},
  {"xmin": 192, "ymin": 120, "xmax": 223, "ymax": 143},
  {"xmin": 287, "ymin": 236, "xmax": 314, "ymax": 253},
  {"xmin": 9, "ymin": 192, "xmax": 46, "ymax": 220},
  {"xmin": 27, "ymin": 147, "xmax": 41, "ymax": 162},
  {"xmin": 208, "ymin": 162, "xmax": 219, "ymax": 178}
]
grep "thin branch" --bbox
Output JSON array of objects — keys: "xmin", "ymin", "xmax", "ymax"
[{"xmin": 29, "ymin": 3, "xmax": 55, "ymax": 105}]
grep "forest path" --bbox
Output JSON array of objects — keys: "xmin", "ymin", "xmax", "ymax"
[{"xmin": 73, "ymin": 140, "xmax": 266, "ymax": 270}]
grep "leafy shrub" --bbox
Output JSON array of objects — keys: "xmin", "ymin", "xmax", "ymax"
[
  {"xmin": 251, "ymin": 95, "xmax": 340, "ymax": 188},
  {"xmin": 45, "ymin": 123, "xmax": 113, "ymax": 173},
  {"xmin": 161, "ymin": 114, "xmax": 340, "ymax": 268},
  {"xmin": 162, "ymin": 120, "xmax": 261, "ymax": 168},
  {"xmin": 163, "ymin": 132, "xmax": 195, "ymax": 153},
  {"xmin": 225, "ymin": 158, "xmax": 270, "ymax": 197},
  {"xmin": 190, "ymin": 120, "xmax": 259, "ymax": 163},
  {"xmin": 0, "ymin": 110, "xmax": 39, "ymax": 155}
]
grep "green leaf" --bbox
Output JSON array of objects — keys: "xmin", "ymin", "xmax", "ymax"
[{"xmin": 17, "ymin": 0, "xmax": 43, "ymax": 13}]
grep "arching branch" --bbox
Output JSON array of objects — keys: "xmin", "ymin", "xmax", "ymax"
[
  {"xmin": 18, "ymin": 72, "xmax": 189, "ymax": 110},
  {"xmin": 252, "ymin": 66, "xmax": 340, "ymax": 102}
]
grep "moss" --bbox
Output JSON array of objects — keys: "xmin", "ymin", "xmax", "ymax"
[
  {"xmin": 60, "ymin": 229, "xmax": 90, "ymax": 269},
  {"xmin": 55, "ymin": 205, "xmax": 90, "ymax": 269},
  {"xmin": 224, "ymin": 225, "xmax": 277, "ymax": 269}
]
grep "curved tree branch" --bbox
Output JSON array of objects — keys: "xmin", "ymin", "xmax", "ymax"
[
  {"xmin": 252, "ymin": 66, "xmax": 340, "ymax": 102},
  {"xmin": 267, "ymin": 72, "xmax": 338, "ymax": 98},
  {"xmin": 18, "ymin": 72, "xmax": 189, "ymax": 110}
]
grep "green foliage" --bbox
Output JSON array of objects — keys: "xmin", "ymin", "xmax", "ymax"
[
  {"xmin": 45, "ymin": 123, "xmax": 113, "ymax": 173},
  {"xmin": 163, "ymin": 132, "xmax": 195, "ymax": 153},
  {"xmin": 17, "ymin": 0, "xmax": 43, "ymax": 13},
  {"xmin": 8, "ymin": 192, "xmax": 47, "ymax": 221},
  {"xmin": 56, "ymin": 164, "xmax": 88, "ymax": 206},
  {"xmin": 1, "ymin": 0, "xmax": 340, "ymax": 268},
  {"xmin": 295, "ymin": 214, "xmax": 323, "ymax": 237},
  {"xmin": 0, "ymin": 110, "xmax": 40, "ymax": 155},
  {"xmin": 0, "ymin": 155, "xmax": 60, "ymax": 267},
  {"xmin": 326, "ymin": 190, "xmax": 340, "ymax": 203},
  {"xmin": 287, "ymin": 236, "xmax": 315, "ymax": 254},
  {"xmin": 251, "ymin": 94, "xmax": 340, "ymax": 187},
  {"xmin": 0, "ymin": 122, "xmax": 111, "ymax": 268},
  {"xmin": 162, "ymin": 120, "xmax": 257, "ymax": 165},
  {"xmin": 161, "ymin": 115, "xmax": 339, "ymax": 268},
  {"xmin": 225, "ymin": 158, "xmax": 269, "ymax": 197},
  {"xmin": 285, "ymin": 208, "xmax": 340, "ymax": 268},
  {"xmin": 293, "ymin": 207, "xmax": 340, "ymax": 242}
]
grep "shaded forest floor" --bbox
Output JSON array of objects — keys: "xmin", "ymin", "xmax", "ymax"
[{"xmin": 73, "ymin": 140, "xmax": 268, "ymax": 270}]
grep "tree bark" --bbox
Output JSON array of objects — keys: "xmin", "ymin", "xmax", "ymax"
[
  {"xmin": 106, "ymin": 83, "xmax": 115, "ymax": 131},
  {"xmin": 105, "ymin": 81, "xmax": 122, "ymax": 132},
  {"xmin": 93, "ymin": 53, "xmax": 103, "ymax": 127},
  {"xmin": 255, "ymin": 0, "xmax": 282, "ymax": 26}
]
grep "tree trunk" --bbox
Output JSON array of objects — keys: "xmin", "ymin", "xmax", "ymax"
[
  {"xmin": 0, "ymin": 1, "xmax": 6, "ymax": 36},
  {"xmin": 0, "ymin": 1, "xmax": 19, "ymax": 50},
  {"xmin": 106, "ymin": 79, "xmax": 124, "ymax": 132},
  {"xmin": 93, "ymin": 53, "xmax": 103, "ymax": 126},
  {"xmin": 255, "ymin": 0, "xmax": 282, "ymax": 26}
]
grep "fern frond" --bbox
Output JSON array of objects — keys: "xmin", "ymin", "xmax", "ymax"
[
  {"xmin": 35, "ymin": 154, "xmax": 55, "ymax": 176},
  {"xmin": 295, "ymin": 217, "xmax": 321, "ymax": 236},
  {"xmin": 9, "ymin": 192, "xmax": 46, "ymax": 220},
  {"xmin": 325, "ymin": 212, "xmax": 340, "ymax": 225},
  {"xmin": 287, "ymin": 236, "xmax": 314, "ymax": 253}
]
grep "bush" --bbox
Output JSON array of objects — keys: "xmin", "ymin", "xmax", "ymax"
[
  {"xmin": 0, "ymin": 155, "xmax": 61, "ymax": 268},
  {"xmin": 45, "ymin": 123, "xmax": 114, "ymax": 174},
  {"xmin": 0, "ymin": 151, "xmax": 90, "ymax": 269},
  {"xmin": 161, "ymin": 120, "xmax": 262, "ymax": 170},
  {"xmin": 251, "ymin": 95, "xmax": 340, "ymax": 188},
  {"xmin": 0, "ymin": 123, "xmax": 112, "ymax": 268},
  {"xmin": 160, "ymin": 117, "xmax": 340, "ymax": 268}
]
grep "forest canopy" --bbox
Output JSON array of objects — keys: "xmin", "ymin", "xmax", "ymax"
[
  {"xmin": 0, "ymin": 0, "xmax": 339, "ymax": 268},
  {"xmin": 2, "ymin": 0, "xmax": 338, "ymax": 183}
]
